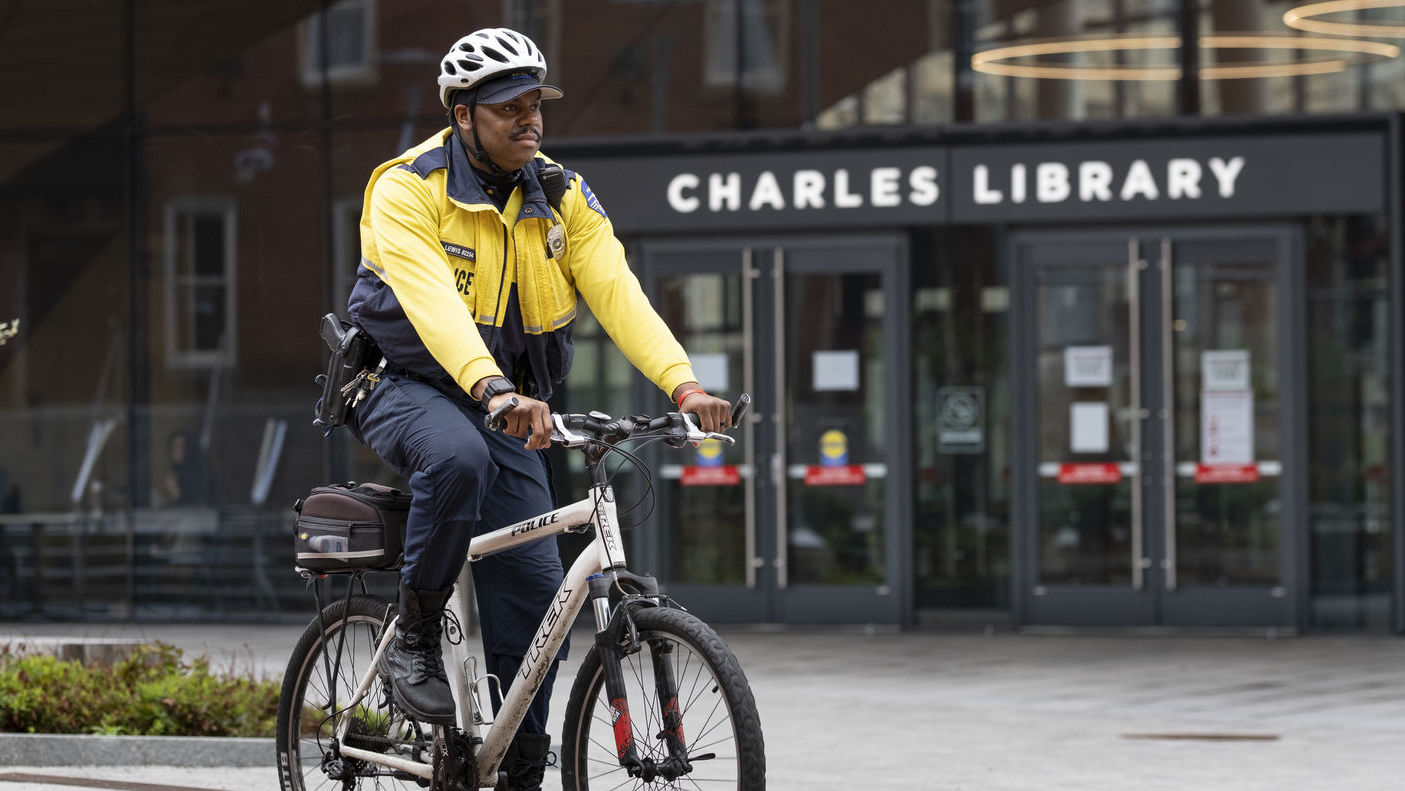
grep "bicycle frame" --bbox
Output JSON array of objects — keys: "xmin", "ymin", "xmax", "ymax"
[{"xmin": 332, "ymin": 482, "xmax": 626, "ymax": 788}]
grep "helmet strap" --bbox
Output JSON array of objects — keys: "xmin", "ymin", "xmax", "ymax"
[{"xmin": 456, "ymin": 101, "xmax": 513, "ymax": 177}]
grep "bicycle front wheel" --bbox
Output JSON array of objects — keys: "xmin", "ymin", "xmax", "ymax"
[
  {"xmin": 275, "ymin": 593, "xmax": 435, "ymax": 791},
  {"xmin": 560, "ymin": 606, "xmax": 765, "ymax": 790}
]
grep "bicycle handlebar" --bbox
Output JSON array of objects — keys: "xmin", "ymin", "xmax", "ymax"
[{"xmin": 485, "ymin": 394, "xmax": 751, "ymax": 449}]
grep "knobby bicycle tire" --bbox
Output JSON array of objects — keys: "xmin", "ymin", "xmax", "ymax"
[
  {"xmin": 275, "ymin": 594, "xmax": 438, "ymax": 791},
  {"xmin": 560, "ymin": 606, "xmax": 766, "ymax": 790}
]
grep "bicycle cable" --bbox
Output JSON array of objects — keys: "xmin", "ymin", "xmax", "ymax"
[
  {"xmin": 578, "ymin": 434, "xmax": 659, "ymax": 531},
  {"xmin": 598, "ymin": 436, "xmax": 660, "ymax": 528},
  {"xmin": 587, "ymin": 431, "xmax": 690, "ymax": 604}
]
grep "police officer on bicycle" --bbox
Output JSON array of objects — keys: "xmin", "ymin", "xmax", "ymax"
[{"xmin": 343, "ymin": 27, "xmax": 732, "ymax": 790}]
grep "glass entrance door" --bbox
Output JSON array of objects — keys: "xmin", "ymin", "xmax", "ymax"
[
  {"xmin": 642, "ymin": 237, "xmax": 908, "ymax": 625},
  {"xmin": 1013, "ymin": 229, "xmax": 1302, "ymax": 628}
]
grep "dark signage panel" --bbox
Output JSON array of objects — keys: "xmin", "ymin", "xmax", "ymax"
[
  {"xmin": 950, "ymin": 133, "xmax": 1384, "ymax": 222},
  {"xmin": 563, "ymin": 132, "xmax": 1383, "ymax": 233},
  {"xmin": 566, "ymin": 148, "xmax": 945, "ymax": 233}
]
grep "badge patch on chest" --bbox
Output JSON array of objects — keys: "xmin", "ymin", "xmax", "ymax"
[
  {"xmin": 442, "ymin": 242, "xmax": 476, "ymax": 262},
  {"xmin": 546, "ymin": 224, "xmax": 566, "ymax": 258}
]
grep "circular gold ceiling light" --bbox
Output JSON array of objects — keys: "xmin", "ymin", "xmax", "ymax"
[
  {"xmin": 1284, "ymin": 1, "xmax": 1405, "ymax": 38},
  {"xmin": 971, "ymin": 34, "xmax": 1399, "ymax": 80}
]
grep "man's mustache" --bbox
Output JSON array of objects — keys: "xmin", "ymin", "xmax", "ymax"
[{"xmin": 514, "ymin": 130, "xmax": 541, "ymax": 142}]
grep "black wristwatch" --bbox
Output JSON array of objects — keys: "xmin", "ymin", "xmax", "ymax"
[{"xmin": 478, "ymin": 376, "xmax": 517, "ymax": 402}]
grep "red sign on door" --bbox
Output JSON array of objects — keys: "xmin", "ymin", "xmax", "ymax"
[
  {"xmin": 804, "ymin": 465, "xmax": 867, "ymax": 486},
  {"xmin": 680, "ymin": 466, "xmax": 741, "ymax": 486},
  {"xmin": 1057, "ymin": 463, "xmax": 1122, "ymax": 484},
  {"xmin": 1193, "ymin": 464, "xmax": 1260, "ymax": 484}
]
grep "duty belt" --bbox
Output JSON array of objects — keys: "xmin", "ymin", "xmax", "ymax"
[{"xmin": 383, "ymin": 363, "xmax": 459, "ymax": 394}]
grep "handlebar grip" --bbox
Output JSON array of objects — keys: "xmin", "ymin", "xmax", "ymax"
[
  {"xmin": 731, "ymin": 393, "xmax": 751, "ymax": 426},
  {"xmin": 485, "ymin": 397, "xmax": 519, "ymax": 432}
]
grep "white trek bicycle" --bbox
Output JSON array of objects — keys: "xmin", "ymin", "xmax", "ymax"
[{"xmin": 275, "ymin": 395, "xmax": 765, "ymax": 790}]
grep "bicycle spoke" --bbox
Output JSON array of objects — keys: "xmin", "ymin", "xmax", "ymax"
[
  {"xmin": 566, "ymin": 610, "xmax": 760, "ymax": 790},
  {"xmin": 279, "ymin": 600, "xmax": 429, "ymax": 791},
  {"xmin": 623, "ymin": 653, "xmax": 660, "ymax": 753}
]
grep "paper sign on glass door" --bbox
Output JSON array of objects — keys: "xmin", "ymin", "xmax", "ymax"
[
  {"xmin": 1070, "ymin": 402, "xmax": 1109, "ymax": 453},
  {"xmin": 1065, "ymin": 346, "xmax": 1113, "ymax": 387},
  {"xmin": 691, "ymin": 353, "xmax": 730, "ymax": 393},
  {"xmin": 1202, "ymin": 390, "xmax": 1254, "ymax": 464},
  {"xmin": 1203, "ymin": 350, "xmax": 1250, "ymax": 391},
  {"xmin": 813, "ymin": 350, "xmax": 860, "ymax": 391}
]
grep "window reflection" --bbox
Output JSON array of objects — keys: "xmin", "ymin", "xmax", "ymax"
[
  {"xmin": 786, "ymin": 274, "xmax": 886, "ymax": 586},
  {"xmin": 1306, "ymin": 216, "xmax": 1393, "ymax": 630},
  {"xmin": 814, "ymin": 0, "xmax": 1405, "ymax": 126},
  {"xmin": 164, "ymin": 199, "xmax": 236, "ymax": 368},
  {"xmin": 912, "ymin": 230, "xmax": 1012, "ymax": 610}
]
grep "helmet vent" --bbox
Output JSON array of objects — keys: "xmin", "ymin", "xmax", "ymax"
[
  {"xmin": 483, "ymin": 47, "xmax": 509, "ymax": 63},
  {"xmin": 495, "ymin": 35, "xmax": 519, "ymax": 56}
]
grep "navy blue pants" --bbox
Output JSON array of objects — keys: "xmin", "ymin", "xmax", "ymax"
[{"xmin": 348, "ymin": 373, "xmax": 566, "ymax": 734}]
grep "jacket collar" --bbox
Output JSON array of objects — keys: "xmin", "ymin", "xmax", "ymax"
[{"xmin": 443, "ymin": 130, "xmax": 553, "ymax": 218}]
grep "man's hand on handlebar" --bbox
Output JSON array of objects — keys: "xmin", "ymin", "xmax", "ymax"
[
  {"xmin": 488, "ymin": 392, "xmax": 552, "ymax": 450},
  {"xmin": 679, "ymin": 391, "xmax": 732, "ymax": 433}
]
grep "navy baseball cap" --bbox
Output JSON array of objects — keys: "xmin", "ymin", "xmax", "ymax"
[{"xmin": 468, "ymin": 71, "xmax": 564, "ymax": 106}]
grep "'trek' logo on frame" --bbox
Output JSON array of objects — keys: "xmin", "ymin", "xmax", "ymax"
[{"xmin": 523, "ymin": 587, "xmax": 573, "ymax": 670}]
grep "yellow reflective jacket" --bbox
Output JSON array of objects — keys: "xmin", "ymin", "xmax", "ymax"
[{"xmin": 349, "ymin": 129, "xmax": 695, "ymax": 401}]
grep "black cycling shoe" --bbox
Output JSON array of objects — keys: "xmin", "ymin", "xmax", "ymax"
[
  {"xmin": 501, "ymin": 732, "xmax": 554, "ymax": 791},
  {"xmin": 379, "ymin": 583, "xmax": 455, "ymax": 725}
]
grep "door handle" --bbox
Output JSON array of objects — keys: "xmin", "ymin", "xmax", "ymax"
[
  {"xmin": 742, "ymin": 248, "xmax": 758, "ymax": 589},
  {"xmin": 1127, "ymin": 239, "xmax": 1146, "ymax": 590},
  {"xmin": 772, "ymin": 249, "xmax": 788, "ymax": 590},
  {"xmin": 1161, "ymin": 238, "xmax": 1177, "ymax": 592}
]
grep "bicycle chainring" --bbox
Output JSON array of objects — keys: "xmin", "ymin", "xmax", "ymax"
[{"xmin": 430, "ymin": 727, "xmax": 477, "ymax": 791}]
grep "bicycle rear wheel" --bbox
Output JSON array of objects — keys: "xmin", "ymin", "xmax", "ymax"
[
  {"xmin": 275, "ymin": 593, "xmax": 436, "ymax": 790},
  {"xmin": 560, "ymin": 606, "xmax": 765, "ymax": 790}
]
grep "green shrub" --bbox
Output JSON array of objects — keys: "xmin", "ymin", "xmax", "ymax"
[{"xmin": 0, "ymin": 642, "xmax": 279, "ymax": 737}]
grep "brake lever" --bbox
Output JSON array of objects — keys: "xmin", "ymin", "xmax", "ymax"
[
  {"xmin": 552, "ymin": 413, "xmax": 589, "ymax": 447},
  {"xmin": 678, "ymin": 413, "xmax": 736, "ymax": 445},
  {"xmin": 678, "ymin": 412, "xmax": 707, "ymax": 443}
]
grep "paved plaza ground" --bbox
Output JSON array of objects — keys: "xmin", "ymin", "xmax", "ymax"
[{"xmin": 2, "ymin": 620, "xmax": 1404, "ymax": 789}]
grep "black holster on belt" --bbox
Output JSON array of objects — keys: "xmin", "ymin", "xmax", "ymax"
[{"xmin": 314, "ymin": 313, "xmax": 378, "ymax": 430}]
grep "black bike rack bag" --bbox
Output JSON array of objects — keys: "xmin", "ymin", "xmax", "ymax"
[{"xmin": 293, "ymin": 482, "xmax": 408, "ymax": 572}]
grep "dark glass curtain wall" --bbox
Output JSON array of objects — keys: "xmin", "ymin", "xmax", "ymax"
[
  {"xmin": 0, "ymin": 0, "xmax": 1398, "ymax": 628},
  {"xmin": 0, "ymin": 0, "xmax": 436, "ymax": 620}
]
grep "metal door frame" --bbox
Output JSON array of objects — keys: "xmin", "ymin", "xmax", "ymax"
[
  {"xmin": 637, "ymin": 233, "xmax": 911, "ymax": 626},
  {"xmin": 1010, "ymin": 226, "xmax": 1306, "ymax": 630}
]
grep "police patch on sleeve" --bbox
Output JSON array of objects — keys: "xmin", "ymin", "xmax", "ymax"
[{"xmin": 578, "ymin": 178, "xmax": 608, "ymax": 219}]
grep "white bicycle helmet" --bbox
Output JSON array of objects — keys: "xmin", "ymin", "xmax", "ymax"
[{"xmin": 437, "ymin": 28, "xmax": 562, "ymax": 108}]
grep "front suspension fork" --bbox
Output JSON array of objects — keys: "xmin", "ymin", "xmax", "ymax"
[{"xmin": 588, "ymin": 572, "xmax": 692, "ymax": 779}]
